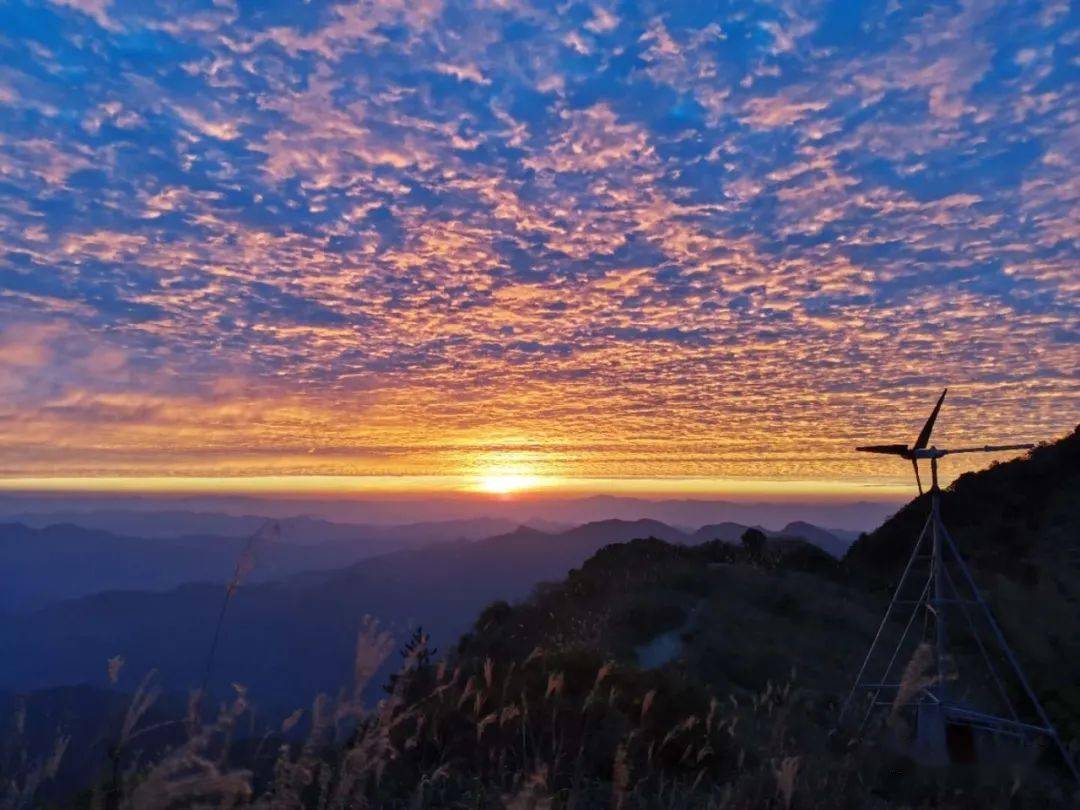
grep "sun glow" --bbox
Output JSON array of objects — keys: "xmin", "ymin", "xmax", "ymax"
[{"xmin": 476, "ymin": 472, "xmax": 543, "ymax": 495}]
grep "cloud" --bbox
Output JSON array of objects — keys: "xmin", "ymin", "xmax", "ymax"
[
  {"xmin": 250, "ymin": 0, "xmax": 445, "ymax": 61},
  {"xmin": 435, "ymin": 62, "xmax": 490, "ymax": 85},
  {"xmin": 740, "ymin": 95, "xmax": 828, "ymax": 128},
  {"xmin": 523, "ymin": 104, "xmax": 657, "ymax": 173},
  {"xmin": 584, "ymin": 6, "xmax": 619, "ymax": 34},
  {"xmin": 0, "ymin": 322, "xmax": 65, "ymax": 370},
  {"xmin": 0, "ymin": 0, "xmax": 1075, "ymax": 485},
  {"xmin": 48, "ymin": 0, "xmax": 117, "ymax": 30},
  {"xmin": 173, "ymin": 105, "xmax": 244, "ymax": 141}
]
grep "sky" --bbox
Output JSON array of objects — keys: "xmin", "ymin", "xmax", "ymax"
[{"xmin": 0, "ymin": 0, "xmax": 1076, "ymax": 498}]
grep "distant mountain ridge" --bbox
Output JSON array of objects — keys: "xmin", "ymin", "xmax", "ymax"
[
  {"xmin": 0, "ymin": 516, "xmax": 854, "ymax": 711},
  {"xmin": 0, "ymin": 521, "xmax": 390, "ymax": 613},
  {"xmin": 0, "ymin": 516, "xmax": 563, "ymax": 614},
  {"xmin": 0, "ymin": 513, "xmax": 858, "ymax": 615},
  {"xmin": 0, "ymin": 493, "xmax": 897, "ymax": 533},
  {"xmin": 2, "ymin": 510, "xmax": 549, "ymax": 544}
]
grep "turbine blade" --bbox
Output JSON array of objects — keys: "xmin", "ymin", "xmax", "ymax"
[
  {"xmin": 912, "ymin": 459, "xmax": 923, "ymax": 495},
  {"xmin": 856, "ymin": 444, "xmax": 910, "ymax": 455},
  {"xmin": 913, "ymin": 388, "xmax": 948, "ymax": 450},
  {"xmin": 940, "ymin": 443, "xmax": 1035, "ymax": 455}
]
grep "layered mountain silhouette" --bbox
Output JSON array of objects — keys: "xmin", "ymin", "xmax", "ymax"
[
  {"xmin": 0, "ymin": 492, "xmax": 895, "ymax": 533},
  {"xmin": 0, "ymin": 517, "xmax": 850, "ymax": 712},
  {"xmin": 0, "ymin": 517, "xmax": 566, "ymax": 612},
  {"xmin": 2, "ymin": 510, "xmax": 543, "ymax": 545}
]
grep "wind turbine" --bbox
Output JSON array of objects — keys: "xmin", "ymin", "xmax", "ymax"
[
  {"xmin": 855, "ymin": 389, "xmax": 1031, "ymax": 495},
  {"xmin": 841, "ymin": 389, "xmax": 1078, "ymax": 782}
]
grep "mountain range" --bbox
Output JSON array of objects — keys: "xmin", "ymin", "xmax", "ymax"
[
  {"xmin": 0, "ymin": 516, "xmax": 569, "ymax": 613},
  {"xmin": 2, "ymin": 510, "xmax": 559, "ymax": 544},
  {"xmin": 0, "ymin": 492, "xmax": 898, "ymax": 532},
  {"xmin": 0, "ymin": 512, "xmax": 858, "ymax": 614},
  {"xmin": 0, "ymin": 517, "xmax": 856, "ymax": 712}
]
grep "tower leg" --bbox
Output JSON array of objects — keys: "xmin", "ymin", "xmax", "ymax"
[
  {"xmin": 937, "ymin": 522, "xmax": 1080, "ymax": 784},
  {"xmin": 931, "ymin": 491, "xmax": 948, "ymax": 706},
  {"xmin": 839, "ymin": 510, "xmax": 932, "ymax": 724}
]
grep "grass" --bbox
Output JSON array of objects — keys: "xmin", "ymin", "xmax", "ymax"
[
  {"xmin": 43, "ymin": 629, "xmax": 1070, "ymax": 808},
  {"xmin": 6, "ymin": 535, "xmax": 1077, "ymax": 808}
]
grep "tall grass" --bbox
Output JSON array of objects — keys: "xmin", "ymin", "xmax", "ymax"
[
  {"xmin": 200, "ymin": 522, "xmax": 281, "ymax": 699},
  {"xmin": 10, "ymin": 626, "xmax": 1068, "ymax": 809}
]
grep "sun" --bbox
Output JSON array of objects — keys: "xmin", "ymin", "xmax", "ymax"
[{"xmin": 476, "ymin": 472, "xmax": 541, "ymax": 495}]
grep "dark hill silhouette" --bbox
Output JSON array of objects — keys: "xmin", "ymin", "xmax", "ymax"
[
  {"xmin": 460, "ymin": 535, "xmax": 872, "ymax": 698},
  {"xmin": 846, "ymin": 425, "xmax": 1080, "ymax": 575},
  {"xmin": 690, "ymin": 521, "xmax": 758, "ymax": 543},
  {"xmin": 781, "ymin": 521, "xmax": 857, "ymax": 557},
  {"xmin": 692, "ymin": 520, "xmax": 854, "ymax": 557}
]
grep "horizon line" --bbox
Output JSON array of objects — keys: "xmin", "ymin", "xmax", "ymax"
[{"xmin": 0, "ymin": 474, "xmax": 914, "ymax": 502}]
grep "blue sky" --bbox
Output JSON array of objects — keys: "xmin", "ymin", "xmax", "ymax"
[{"xmin": 0, "ymin": 0, "xmax": 1076, "ymax": 490}]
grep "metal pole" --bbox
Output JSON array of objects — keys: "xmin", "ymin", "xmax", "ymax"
[
  {"xmin": 859, "ymin": 575, "xmax": 933, "ymax": 732},
  {"xmin": 938, "ymin": 559, "xmax": 1019, "ymax": 722},
  {"xmin": 930, "ymin": 457, "xmax": 947, "ymax": 704}
]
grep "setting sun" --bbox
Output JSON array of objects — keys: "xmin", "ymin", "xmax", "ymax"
[{"xmin": 476, "ymin": 472, "xmax": 543, "ymax": 495}]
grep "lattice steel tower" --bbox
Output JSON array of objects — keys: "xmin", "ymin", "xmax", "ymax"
[{"xmin": 840, "ymin": 389, "xmax": 1077, "ymax": 780}]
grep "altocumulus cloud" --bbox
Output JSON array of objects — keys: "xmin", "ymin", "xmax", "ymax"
[{"xmin": 0, "ymin": 0, "xmax": 1076, "ymax": 485}]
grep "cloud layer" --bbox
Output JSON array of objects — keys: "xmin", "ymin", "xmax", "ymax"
[{"xmin": 0, "ymin": 0, "xmax": 1076, "ymax": 488}]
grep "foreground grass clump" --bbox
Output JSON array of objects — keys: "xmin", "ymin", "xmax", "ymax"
[{"xmin": 12, "ymin": 613, "xmax": 1067, "ymax": 810}]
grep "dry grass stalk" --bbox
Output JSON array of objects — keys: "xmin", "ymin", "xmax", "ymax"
[
  {"xmin": 612, "ymin": 741, "xmax": 631, "ymax": 809},
  {"xmin": 544, "ymin": 672, "xmax": 564, "ymax": 700},
  {"xmin": 353, "ymin": 616, "xmax": 394, "ymax": 701},
  {"xmin": 2, "ymin": 735, "xmax": 70, "ymax": 810},
  {"xmin": 890, "ymin": 642, "xmax": 941, "ymax": 728},
  {"xmin": 107, "ymin": 655, "xmax": 125, "ymax": 685},
  {"xmin": 775, "ymin": 755, "xmax": 800, "ymax": 809},
  {"xmin": 123, "ymin": 693, "xmax": 252, "ymax": 810},
  {"xmin": 280, "ymin": 709, "xmax": 304, "ymax": 735},
  {"xmin": 640, "ymin": 689, "xmax": 657, "ymax": 722},
  {"xmin": 120, "ymin": 670, "xmax": 161, "ymax": 748}
]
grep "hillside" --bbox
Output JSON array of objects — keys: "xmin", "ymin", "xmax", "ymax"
[
  {"xmin": 42, "ymin": 534, "xmax": 1064, "ymax": 807},
  {"xmin": 460, "ymin": 537, "xmax": 873, "ymax": 696}
]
